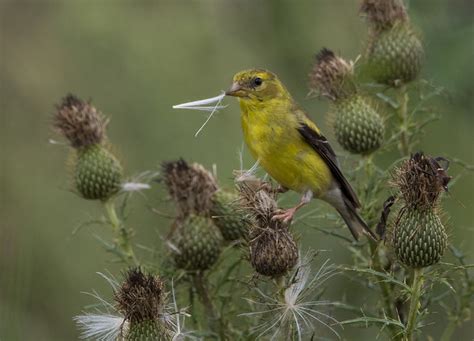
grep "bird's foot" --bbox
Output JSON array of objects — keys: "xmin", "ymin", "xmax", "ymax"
[{"xmin": 272, "ymin": 207, "xmax": 298, "ymax": 224}]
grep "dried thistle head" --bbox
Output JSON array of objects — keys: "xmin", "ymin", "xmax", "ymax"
[
  {"xmin": 237, "ymin": 179, "xmax": 298, "ymax": 277},
  {"xmin": 309, "ymin": 48, "xmax": 355, "ymax": 101},
  {"xmin": 162, "ymin": 159, "xmax": 218, "ymax": 216},
  {"xmin": 392, "ymin": 152, "xmax": 451, "ymax": 210},
  {"xmin": 115, "ymin": 268, "xmax": 164, "ymax": 324},
  {"xmin": 360, "ymin": 0, "xmax": 408, "ymax": 31},
  {"xmin": 53, "ymin": 94, "xmax": 107, "ymax": 148},
  {"xmin": 236, "ymin": 180, "xmax": 279, "ymax": 228}
]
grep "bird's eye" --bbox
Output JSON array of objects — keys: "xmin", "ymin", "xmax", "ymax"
[{"xmin": 253, "ymin": 77, "xmax": 263, "ymax": 87}]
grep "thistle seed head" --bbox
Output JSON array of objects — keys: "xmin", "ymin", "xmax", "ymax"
[
  {"xmin": 237, "ymin": 180, "xmax": 298, "ymax": 277},
  {"xmin": 360, "ymin": 0, "xmax": 407, "ymax": 31},
  {"xmin": 53, "ymin": 94, "xmax": 107, "ymax": 148},
  {"xmin": 309, "ymin": 48, "xmax": 355, "ymax": 101},
  {"xmin": 392, "ymin": 152, "xmax": 451, "ymax": 210},
  {"xmin": 162, "ymin": 159, "xmax": 218, "ymax": 217},
  {"xmin": 115, "ymin": 268, "xmax": 164, "ymax": 324}
]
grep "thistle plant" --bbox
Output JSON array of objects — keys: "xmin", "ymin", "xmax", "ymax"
[
  {"xmin": 309, "ymin": 48, "xmax": 385, "ymax": 155},
  {"xmin": 49, "ymin": 1, "xmax": 472, "ymax": 340},
  {"xmin": 52, "ymin": 94, "xmax": 141, "ymax": 265}
]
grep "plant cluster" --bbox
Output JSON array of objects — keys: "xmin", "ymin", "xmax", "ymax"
[{"xmin": 51, "ymin": 1, "xmax": 472, "ymax": 340}]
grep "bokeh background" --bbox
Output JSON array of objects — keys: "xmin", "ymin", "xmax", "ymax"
[{"xmin": 1, "ymin": 0, "xmax": 472, "ymax": 340}]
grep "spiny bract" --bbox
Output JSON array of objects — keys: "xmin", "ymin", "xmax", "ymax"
[
  {"xmin": 393, "ymin": 208, "xmax": 447, "ymax": 268},
  {"xmin": 210, "ymin": 190, "xmax": 250, "ymax": 242},
  {"xmin": 126, "ymin": 320, "xmax": 171, "ymax": 341},
  {"xmin": 332, "ymin": 95, "xmax": 384, "ymax": 154},
  {"xmin": 366, "ymin": 23, "xmax": 423, "ymax": 86},
  {"xmin": 170, "ymin": 214, "xmax": 223, "ymax": 271},
  {"xmin": 74, "ymin": 144, "xmax": 123, "ymax": 200}
]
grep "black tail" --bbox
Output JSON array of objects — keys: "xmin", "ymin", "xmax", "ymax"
[{"xmin": 337, "ymin": 200, "xmax": 378, "ymax": 241}]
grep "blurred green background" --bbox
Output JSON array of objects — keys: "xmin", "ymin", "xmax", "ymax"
[{"xmin": 1, "ymin": 0, "xmax": 472, "ymax": 340}]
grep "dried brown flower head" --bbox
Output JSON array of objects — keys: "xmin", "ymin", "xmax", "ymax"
[
  {"xmin": 392, "ymin": 152, "xmax": 451, "ymax": 209},
  {"xmin": 360, "ymin": 0, "xmax": 408, "ymax": 31},
  {"xmin": 53, "ymin": 94, "xmax": 107, "ymax": 148},
  {"xmin": 309, "ymin": 48, "xmax": 355, "ymax": 101},
  {"xmin": 237, "ymin": 180, "xmax": 298, "ymax": 277},
  {"xmin": 115, "ymin": 268, "xmax": 164, "ymax": 324},
  {"xmin": 162, "ymin": 159, "xmax": 218, "ymax": 216}
]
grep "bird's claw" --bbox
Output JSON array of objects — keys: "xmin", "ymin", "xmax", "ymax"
[{"xmin": 271, "ymin": 208, "xmax": 297, "ymax": 224}]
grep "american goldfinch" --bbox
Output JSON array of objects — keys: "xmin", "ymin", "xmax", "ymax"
[{"xmin": 226, "ymin": 69, "xmax": 376, "ymax": 240}]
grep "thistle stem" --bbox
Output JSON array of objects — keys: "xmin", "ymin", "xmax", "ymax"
[
  {"xmin": 193, "ymin": 272, "xmax": 226, "ymax": 340},
  {"xmin": 369, "ymin": 241, "xmax": 400, "ymax": 340},
  {"xmin": 406, "ymin": 268, "xmax": 424, "ymax": 340},
  {"xmin": 397, "ymin": 85, "xmax": 410, "ymax": 156},
  {"xmin": 103, "ymin": 199, "xmax": 138, "ymax": 265}
]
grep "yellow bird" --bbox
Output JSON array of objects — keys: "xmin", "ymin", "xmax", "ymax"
[{"xmin": 226, "ymin": 69, "xmax": 376, "ymax": 240}]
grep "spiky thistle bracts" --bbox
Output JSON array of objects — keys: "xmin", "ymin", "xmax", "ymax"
[
  {"xmin": 169, "ymin": 214, "xmax": 223, "ymax": 271},
  {"xmin": 310, "ymin": 49, "xmax": 384, "ymax": 155},
  {"xmin": 210, "ymin": 189, "xmax": 250, "ymax": 242},
  {"xmin": 390, "ymin": 153, "xmax": 450, "ymax": 268},
  {"xmin": 361, "ymin": 0, "xmax": 424, "ymax": 86},
  {"xmin": 237, "ymin": 180, "xmax": 298, "ymax": 277},
  {"xmin": 53, "ymin": 94, "xmax": 123, "ymax": 201}
]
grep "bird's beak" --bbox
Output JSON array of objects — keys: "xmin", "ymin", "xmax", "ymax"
[{"xmin": 225, "ymin": 82, "xmax": 244, "ymax": 97}]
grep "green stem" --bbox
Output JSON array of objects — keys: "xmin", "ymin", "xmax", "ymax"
[
  {"xmin": 369, "ymin": 241, "xmax": 400, "ymax": 340},
  {"xmin": 397, "ymin": 85, "xmax": 410, "ymax": 156},
  {"xmin": 362, "ymin": 156, "xmax": 400, "ymax": 340},
  {"xmin": 406, "ymin": 268, "xmax": 424, "ymax": 340},
  {"xmin": 104, "ymin": 199, "xmax": 138, "ymax": 265},
  {"xmin": 193, "ymin": 272, "xmax": 226, "ymax": 340}
]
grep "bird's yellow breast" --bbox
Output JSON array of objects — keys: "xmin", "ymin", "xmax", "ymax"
[{"xmin": 239, "ymin": 98, "xmax": 332, "ymax": 197}]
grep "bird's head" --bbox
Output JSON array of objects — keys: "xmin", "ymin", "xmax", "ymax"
[{"xmin": 225, "ymin": 69, "xmax": 289, "ymax": 102}]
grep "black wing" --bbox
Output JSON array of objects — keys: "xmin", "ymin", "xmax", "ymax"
[{"xmin": 297, "ymin": 123, "xmax": 361, "ymax": 209}]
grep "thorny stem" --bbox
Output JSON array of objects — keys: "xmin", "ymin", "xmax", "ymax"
[
  {"xmin": 192, "ymin": 272, "xmax": 227, "ymax": 340},
  {"xmin": 369, "ymin": 241, "xmax": 400, "ymax": 340},
  {"xmin": 362, "ymin": 156, "xmax": 400, "ymax": 340},
  {"xmin": 103, "ymin": 199, "xmax": 138, "ymax": 265},
  {"xmin": 406, "ymin": 268, "xmax": 424, "ymax": 340},
  {"xmin": 397, "ymin": 85, "xmax": 410, "ymax": 157}
]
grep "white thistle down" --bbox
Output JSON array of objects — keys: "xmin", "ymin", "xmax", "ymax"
[
  {"xmin": 74, "ymin": 314, "xmax": 126, "ymax": 341},
  {"xmin": 240, "ymin": 253, "xmax": 341, "ymax": 340},
  {"xmin": 74, "ymin": 273, "xmax": 191, "ymax": 340},
  {"xmin": 172, "ymin": 92, "xmax": 227, "ymax": 137},
  {"xmin": 120, "ymin": 170, "xmax": 160, "ymax": 194},
  {"xmin": 121, "ymin": 182, "xmax": 151, "ymax": 192}
]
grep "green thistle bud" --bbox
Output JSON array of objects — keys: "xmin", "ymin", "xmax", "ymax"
[
  {"xmin": 210, "ymin": 190, "xmax": 250, "ymax": 242},
  {"xmin": 115, "ymin": 268, "xmax": 172, "ymax": 340},
  {"xmin": 170, "ymin": 214, "xmax": 223, "ymax": 271},
  {"xmin": 390, "ymin": 153, "xmax": 451, "ymax": 268},
  {"xmin": 238, "ymin": 182, "xmax": 298, "ymax": 277},
  {"xmin": 53, "ymin": 94, "xmax": 123, "ymax": 200},
  {"xmin": 361, "ymin": 0, "xmax": 424, "ymax": 86},
  {"xmin": 310, "ymin": 49, "xmax": 384, "ymax": 154},
  {"xmin": 127, "ymin": 320, "xmax": 170, "ymax": 341},
  {"xmin": 74, "ymin": 145, "xmax": 122, "ymax": 200},
  {"xmin": 393, "ymin": 208, "xmax": 447, "ymax": 268},
  {"xmin": 332, "ymin": 95, "xmax": 384, "ymax": 154}
]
